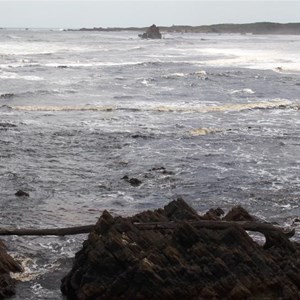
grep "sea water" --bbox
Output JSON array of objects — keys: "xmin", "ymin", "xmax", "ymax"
[{"xmin": 0, "ymin": 29, "xmax": 300, "ymax": 299}]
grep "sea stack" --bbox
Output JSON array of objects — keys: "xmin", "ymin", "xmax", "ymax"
[{"xmin": 139, "ymin": 24, "xmax": 162, "ymax": 39}]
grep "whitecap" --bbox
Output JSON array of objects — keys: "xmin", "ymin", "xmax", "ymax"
[
  {"xmin": 162, "ymin": 72, "xmax": 186, "ymax": 79},
  {"xmin": 229, "ymin": 88, "xmax": 255, "ymax": 95},
  {"xmin": 0, "ymin": 71, "xmax": 43, "ymax": 81},
  {"xmin": 140, "ymin": 78, "xmax": 155, "ymax": 86},
  {"xmin": 192, "ymin": 70, "xmax": 207, "ymax": 76},
  {"xmin": 10, "ymin": 255, "xmax": 61, "ymax": 282},
  {"xmin": 189, "ymin": 127, "xmax": 221, "ymax": 136},
  {"xmin": 5, "ymin": 35, "xmax": 22, "ymax": 39},
  {"xmin": 44, "ymin": 61, "xmax": 141, "ymax": 68},
  {"xmin": 11, "ymin": 99, "xmax": 291, "ymax": 113}
]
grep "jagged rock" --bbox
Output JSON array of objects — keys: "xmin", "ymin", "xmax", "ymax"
[
  {"xmin": 223, "ymin": 205, "xmax": 255, "ymax": 221},
  {"xmin": 0, "ymin": 241, "xmax": 22, "ymax": 299},
  {"xmin": 139, "ymin": 24, "xmax": 162, "ymax": 39},
  {"xmin": 202, "ymin": 207, "xmax": 225, "ymax": 220},
  {"xmin": 61, "ymin": 199, "xmax": 300, "ymax": 300}
]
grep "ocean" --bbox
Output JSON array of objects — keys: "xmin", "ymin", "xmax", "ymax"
[{"xmin": 0, "ymin": 29, "xmax": 300, "ymax": 299}]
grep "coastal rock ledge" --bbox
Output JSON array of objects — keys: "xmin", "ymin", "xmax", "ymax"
[{"xmin": 61, "ymin": 199, "xmax": 300, "ymax": 300}]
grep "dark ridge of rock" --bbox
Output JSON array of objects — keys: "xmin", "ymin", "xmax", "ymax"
[
  {"xmin": 139, "ymin": 24, "xmax": 162, "ymax": 39},
  {"xmin": 0, "ymin": 241, "xmax": 23, "ymax": 299},
  {"xmin": 61, "ymin": 199, "xmax": 300, "ymax": 300}
]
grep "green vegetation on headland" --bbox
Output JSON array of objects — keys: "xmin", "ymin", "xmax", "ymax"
[{"xmin": 73, "ymin": 22, "xmax": 300, "ymax": 35}]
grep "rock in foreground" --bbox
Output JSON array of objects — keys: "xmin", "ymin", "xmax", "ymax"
[
  {"xmin": 0, "ymin": 241, "xmax": 22, "ymax": 299},
  {"xmin": 139, "ymin": 24, "xmax": 162, "ymax": 39},
  {"xmin": 61, "ymin": 199, "xmax": 300, "ymax": 300}
]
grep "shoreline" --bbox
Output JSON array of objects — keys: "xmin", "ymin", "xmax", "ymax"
[
  {"xmin": 69, "ymin": 22, "xmax": 300, "ymax": 35},
  {"xmin": 2, "ymin": 22, "xmax": 300, "ymax": 35}
]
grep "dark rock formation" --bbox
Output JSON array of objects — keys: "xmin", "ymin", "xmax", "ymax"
[
  {"xmin": 122, "ymin": 176, "xmax": 142, "ymax": 187},
  {"xmin": 61, "ymin": 199, "xmax": 300, "ymax": 300},
  {"xmin": 139, "ymin": 24, "xmax": 162, "ymax": 39},
  {"xmin": 202, "ymin": 207, "xmax": 225, "ymax": 220},
  {"xmin": 0, "ymin": 241, "xmax": 22, "ymax": 299},
  {"xmin": 14, "ymin": 190, "xmax": 29, "ymax": 197}
]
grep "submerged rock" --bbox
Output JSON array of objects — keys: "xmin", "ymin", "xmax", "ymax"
[
  {"xmin": 14, "ymin": 190, "xmax": 29, "ymax": 197},
  {"xmin": 139, "ymin": 24, "xmax": 162, "ymax": 39},
  {"xmin": 0, "ymin": 241, "xmax": 22, "ymax": 299},
  {"xmin": 122, "ymin": 176, "xmax": 142, "ymax": 187},
  {"xmin": 61, "ymin": 199, "xmax": 300, "ymax": 300}
]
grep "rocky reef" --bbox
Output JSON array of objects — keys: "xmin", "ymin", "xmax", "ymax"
[
  {"xmin": 139, "ymin": 24, "xmax": 162, "ymax": 39},
  {"xmin": 0, "ymin": 241, "xmax": 22, "ymax": 299},
  {"xmin": 61, "ymin": 199, "xmax": 300, "ymax": 300}
]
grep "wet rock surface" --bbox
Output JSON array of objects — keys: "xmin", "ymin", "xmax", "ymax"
[
  {"xmin": 121, "ymin": 176, "xmax": 142, "ymax": 187},
  {"xmin": 0, "ymin": 241, "xmax": 22, "ymax": 299},
  {"xmin": 61, "ymin": 199, "xmax": 300, "ymax": 300}
]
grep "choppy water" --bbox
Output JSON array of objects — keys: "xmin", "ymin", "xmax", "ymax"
[{"xmin": 1, "ymin": 29, "xmax": 300, "ymax": 299}]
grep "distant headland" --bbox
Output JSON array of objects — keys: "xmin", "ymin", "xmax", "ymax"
[{"xmin": 70, "ymin": 22, "xmax": 300, "ymax": 35}]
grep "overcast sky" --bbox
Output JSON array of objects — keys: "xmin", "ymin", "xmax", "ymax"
[{"xmin": 0, "ymin": 1, "xmax": 299, "ymax": 29}]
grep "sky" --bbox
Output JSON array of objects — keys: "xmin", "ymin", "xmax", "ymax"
[{"xmin": 0, "ymin": 1, "xmax": 299, "ymax": 29}]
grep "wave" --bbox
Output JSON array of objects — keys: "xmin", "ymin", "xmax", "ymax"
[
  {"xmin": 0, "ymin": 122, "xmax": 17, "ymax": 129},
  {"xmin": 10, "ymin": 99, "xmax": 292, "ymax": 113},
  {"xmin": 0, "ymin": 89, "xmax": 76, "ymax": 101},
  {"xmin": 229, "ymin": 88, "xmax": 255, "ymax": 95},
  {"xmin": 139, "ymin": 77, "xmax": 156, "ymax": 86},
  {"xmin": 190, "ymin": 128, "xmax": 221, "ymax": 136},
  {"xmin": 127, "ymin": 46, "xmax": 145, "ymax": 51},
  {"xmin": 154, "ymin": 100, "xmax": 292, "ymax": 113},
  {"xmin": 0, "ymin": 93, "xmax": 15, "ymax": 99},
  {"xmin": 0, "ymin": 71, "xmax": 43, "ymax": 81},
  {"xmin": 199, "ymin": 48, "xmax": 300, "ymax": 73},
  {"xmin": 44, "ymin": 61, "xmax": 142, "ymax": 68},
  {"xmin": 5, "ymin": 34, "xmax": 22, "ymax": 39},
  {"xmin": 10, "ymin": 105, "xmax": 115, "ymax": 112},
  {"xmin": 162, "ymin": 73, "xmax": 186, "ymax": 79},
  {"xmin": 0, "ymin": 105, "xmax": 14, "ymax": 111},
  {"xmin": 0, "ymin": 60, "xmax": 41, "ymax": 69}
]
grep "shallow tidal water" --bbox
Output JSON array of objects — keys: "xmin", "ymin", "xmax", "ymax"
[{"xmin": 0, "ymin": 29, "xmax": 300, "ymax": 299}]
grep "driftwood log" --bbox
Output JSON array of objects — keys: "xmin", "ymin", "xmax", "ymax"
[
  {"xmin": 0, "ymin": 225, "xmax": 95, "ymax": 236},
  {"xmin": 0, "ymin": 221, "xmax": 294, "ymax": 243}
]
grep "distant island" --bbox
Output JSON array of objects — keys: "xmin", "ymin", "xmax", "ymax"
[{"xmin": 71, "ymin": 22, "xmax": 300, "ymax": 35}]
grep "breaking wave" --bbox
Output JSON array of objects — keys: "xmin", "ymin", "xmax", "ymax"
[{"xmin": 10, "ymin": 99, "xmax": 292, "ymax": 113}]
